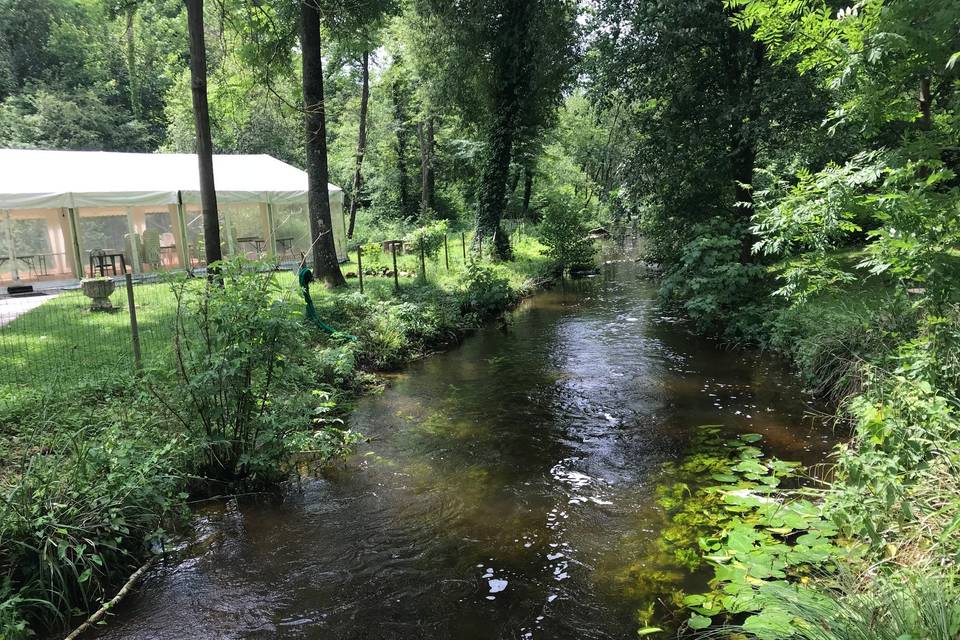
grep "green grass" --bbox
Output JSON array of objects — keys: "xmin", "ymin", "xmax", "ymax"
[
  {"xmin": 0, "ymin": 233, "xmax": 548, "ymax": 403},
  {"xmin": 0, "ymin": 232, "xmax": 552, "ymax": 639}
]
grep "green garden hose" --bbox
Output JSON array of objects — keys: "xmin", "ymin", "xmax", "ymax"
[{"xmin": 298, "ymin": 266, "xmax": 357, "ymax": 341}]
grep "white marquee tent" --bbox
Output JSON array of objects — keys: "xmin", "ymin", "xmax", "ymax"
[{"xmin": 0, "ymin": 149, "xmax": 346, "ymax": 283}]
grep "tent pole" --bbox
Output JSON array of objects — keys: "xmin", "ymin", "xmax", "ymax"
[
  {"xmin": 125, "ymin": 207, "xmax": 142, "ymax": 274},
  {"xmin": 67, "ymin": 208, "xmax": 83, "ymax": 279},
  {"xmin": 3, "ymin": 210, "xmax": 17, "ymax": 282},
  {"xmin": 222, "ymin": 206, "xmax": 237, "ymax": 257},
  {"xmin": 264, "ymin": 202, "xmax": 277, "ymax": 257},
  {"xmin": 176, "ymin": 192, "xmax": 189, "ymax": 269}
]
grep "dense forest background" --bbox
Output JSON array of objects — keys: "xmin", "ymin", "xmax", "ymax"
[{"xmin": 0, "ymin": 0, "xmax": 623, "ymax": 255}]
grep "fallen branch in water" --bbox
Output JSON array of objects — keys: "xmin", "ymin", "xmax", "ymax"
[{"xmin": 63, "ymin": 557, "xmax": 156, "ymax": 640}]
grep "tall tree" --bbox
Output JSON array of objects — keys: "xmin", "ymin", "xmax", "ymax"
[
  {"xmin": 300, "ymin": 0, "xmax": 346, "ymax": 286},
  {"xmin": 185, "ymin": 0, "xmax": 222, "ymax": 268},
  {"xmin": 346, "ymin": 48, "xmax": 369, "ymax": 239},
  {"xmin": 413, "ymin": 0, "xmax": 579, "ymax": 259}
]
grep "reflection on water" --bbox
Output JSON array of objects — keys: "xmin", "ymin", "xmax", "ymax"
[{"xmin": 94, "ymin": 253, "xmax": 832, "ymax": 640}]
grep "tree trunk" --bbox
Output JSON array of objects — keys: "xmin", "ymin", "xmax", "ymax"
[
  {"xmin": 521, "ymin": 167, "xmax": 534, "ymax": 219},
  {"xmin": 185, "ymin": 0, "xmax": 221, "ymax": 269},
  {"xmin": 919, "ymin": 77, "xmax": 932, "ymax": 130},
  {"xmin": 300, "ymin": 0, "xmax": 345, "ymax": 287},
  {"xmin": 418, "ymin": 115, "xmax": 435, "ymax": 214},
  {"xmin": 126, "ymin": 5, "xmax": 139, "ymax": 117},
  {"xmin": 475, "ymin": 111, "xmax": 515, "ymax": 259},
  {"xmin": 346, "ymin": 49, "xmax": 369, "ymax": 240},
  {"xmin": 392, "ymin": 76, "xmax": 412, "ymax": 219},
  {"xmin": 474, "ymin": 1, "xmax": 536, "ymax": 260}
]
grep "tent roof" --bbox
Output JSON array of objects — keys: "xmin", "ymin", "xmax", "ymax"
[{"xmin": 0, "ymin": 149, "xmax": 341, "ymax": 210}]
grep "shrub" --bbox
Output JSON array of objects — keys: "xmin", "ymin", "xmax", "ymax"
[
  {"xmin": 538, "ymin": 203, "xmax": 596, "ymax": 271},
  {"xmin": 155, "ymin": 259, "xmax": 318, "ymax": 485},
  {"xmin": 659, "ymin": 217, "xmax": 769, "ymax": 339},
  {"xmin": 405, "ymin": 220, "xmax": 449, "ymax": 259},
  {"xmin": 456, "ymin": 263, "xmax": 515, "ymax": 321}
]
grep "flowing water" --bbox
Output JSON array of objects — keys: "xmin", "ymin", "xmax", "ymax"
[{"xmin": 95, "ymin": 256, "xmax": 833, "ymax": 640}]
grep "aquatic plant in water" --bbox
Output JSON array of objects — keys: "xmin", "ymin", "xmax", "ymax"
[{"xmin": 633, "ymin": 426, "xmax": 861, "ymax": 638}]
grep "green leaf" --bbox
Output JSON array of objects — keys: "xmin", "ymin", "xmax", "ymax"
[
  {"xmin": 688, "ymin": 613, "xmax": 712, "ymax": 630},
  {"xmin": 637, "ymin": 628, "xmax": 663, "ymax": 636},
  {"xmin": 742, "ymin": 609, "xmax": 796, "ymax": 639}
]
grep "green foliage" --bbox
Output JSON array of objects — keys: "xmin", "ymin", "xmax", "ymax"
[
  {"xmin": 826, "ymin": 331, "xmax": 960, "ymax": 558},
  {"xmin": 735, "ymin": 570, "xmax": 960, "ymax": 640},
  {"xmin": 660, "ymin": 218, "xmax": 770, "ymax": 338},
  {"xmin": 538, "ymin": 203, "xmax": 596, "ymax": 271},
  {"xmin": 405, "ymin": 220, "xmax": 448, "ymax": 259},
  {"xmin": 765, "ymin": 291, "xmax": 916, "ymax": 399},
  {"xmin": 154, "ymin": 259, "xmax": 321, "ymax": 484},
  {"xmin": 456, "ymin": 262, "xmax": 514, "ymax": 320},
  {"xmin": 753, "ymin": 151, "xmax": 960, "ymax": 309},
  {"xmin": 650, "ymin": 427, "xmax": 852, "ymax": 637},
  {"xmin": 0, "ymin": 387, "xmax": 187, "ymax": 638}
]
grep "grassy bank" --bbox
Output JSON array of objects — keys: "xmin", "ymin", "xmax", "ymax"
[{"xmin": 0, "ymin": 235, "xmax": 553, "ymax": 639}]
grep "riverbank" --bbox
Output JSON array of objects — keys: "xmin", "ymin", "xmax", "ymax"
[
  {"xmin": 0, "ymin": 236, "xmax": 555, "ymax": 639},
  {"xmin": 61, "ymin": 253, "xmax": 830, "ymax": 640},
  {"xmin": 668, "ymin": 268, "xmax": 960, "ymax": 637}
]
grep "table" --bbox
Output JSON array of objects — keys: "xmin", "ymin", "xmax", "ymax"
[
  {"xmin": 276, "ymin": 237, "xmax": 296, "ymax": 259},
  {"xmin": 88, "ymin": 251, "xmax": 127, "ymax": 278},
  {"xmin": 236, "ymin": 236, "xmax": 267, "ymax": 256},
  {"xmin": 0, "ymin": 253, "xmax": 61, "ymax": 278},
  {"xmin": 160, "ymin": 245, "xmax": 178, "ymax": 266}
]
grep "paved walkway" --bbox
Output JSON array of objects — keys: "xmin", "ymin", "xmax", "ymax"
[{"xmin": 0, "ymin": 293, "xmax": 59, "ymax": 327}]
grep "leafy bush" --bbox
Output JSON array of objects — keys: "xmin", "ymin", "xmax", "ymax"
[
  {"xmin": 322, "ymin": 291, "xmax": 455, "ymax": 369},
  {"xmin": 659, "ymin": 217, "xmax": 770, "ymax": 339},
  {"xmin": 538, "ymin": 201, "xmax": 596, "ymax": 271},
  {"xmin": 456, "ymin": 263, "xmax": 515, "ymax": 321},
  {"xmin": 155, "ymin": 259, "xmax": 320, "ymax": 484},
  {"xmin": 405, "ymin": 220, "xmax": 449, "ymax": 259}
]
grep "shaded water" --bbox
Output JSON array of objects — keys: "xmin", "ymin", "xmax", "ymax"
[{"xmin": 96, "ymin": 257, "xmax": 832, "ymax": 640}]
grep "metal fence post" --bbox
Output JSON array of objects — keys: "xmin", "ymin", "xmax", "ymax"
[
  {"xmin": 444, "ymin": 233, "xmax": 450, "ymax": 271},
  {"xmin": 125, "ymin": 273, "xmax": 142, "ymax": 373},
  {"xmin": 392, "ymin": 242, "xmax": 400, "ymax": 292},
  {"xmin": 461, "ymin": 232, "xmax": 466, "ymax": 264},
  {"xmin": 357, "ymin": 244, "xmax": 364, "ymax": 294}
]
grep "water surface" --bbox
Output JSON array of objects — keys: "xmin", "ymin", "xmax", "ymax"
[{"xmin": 96, "ymin": 257, "xmax": 831, "ymax": 639}]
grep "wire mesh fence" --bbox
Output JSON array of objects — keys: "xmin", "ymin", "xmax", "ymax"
[
  {"xmin": 0, "ymin": 276, "xmax": 176, "ymax": 392},
  {"xmin": 0, "ymin": 227, "xmax": 530, "ymax": 396}
]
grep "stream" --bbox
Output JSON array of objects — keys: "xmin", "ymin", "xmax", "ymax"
[{"xmin": 95, "ymin": 254, "xmax": 832, "ymax": 639}]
